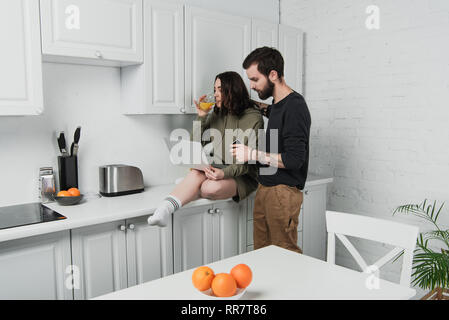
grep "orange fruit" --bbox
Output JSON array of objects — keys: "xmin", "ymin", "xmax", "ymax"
[
  {"xmin": 211, "ymin": 273, "xmax": 237, "ymax": 297},
  {"xmin": 57, "ymin": 190, "xmax": 71, "ymax": 197},
  {"xmin": 230, "ymin": 264, "xmax": 252, "ymax": 288},
  {"xmin": 192, "ymin": 266, "xmax": 215, "ymax": 291},
  {"xmin": 68, "ymin": 187, "xmax": 80, "ymax": 196}
]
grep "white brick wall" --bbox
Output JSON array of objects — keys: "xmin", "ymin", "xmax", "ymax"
[{"xmin": 281, "ymin": 0, "xmax": 449, "ymax": 297}]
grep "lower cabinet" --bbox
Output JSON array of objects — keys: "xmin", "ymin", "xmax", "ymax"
[
  {"xmin": 173, "ymin": 201, "xmax": 246, "ymax": 273},
  {"xmin": 301, "ymin": 184, "xmax": 328, "ymax": 260},
  {"xmin": 0, "ymin": 231, "xmax": 72, "ymax": 300},
  {"xmin": 125, "ymin": 215, "xmax": 173, "ymax": 287},
  {"xmin": 71, "ymin": 220, "xmax": 128, "ymax": 300},
  {"xmin": 71, "ymin": 217, "xmax": 172, "ymax": 300}
]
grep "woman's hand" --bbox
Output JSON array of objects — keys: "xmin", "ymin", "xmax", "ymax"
[
  {"xmin": 204, "ymin": 166, "xmax": 225, "ymax": 181},
  {"xmin": 194, "ymin": 94, "xmax": 209, "ymax": 118}
]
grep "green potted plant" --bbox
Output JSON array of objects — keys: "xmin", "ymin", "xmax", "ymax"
[{"xmin": 393, "ymin": 199, "xmax": 449, "ymax": 299}]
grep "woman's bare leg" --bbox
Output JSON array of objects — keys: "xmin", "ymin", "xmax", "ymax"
[
  {"xmin": 171, "ymin": 169, "xmax": 207, "ymax": 205},
  {"xmin": 148, "ymin": 169, "xmax": 207, "ymax": 227},
  {"xmin": 200, "ymin": 178, "xmax": 238, "ymax": 200}
]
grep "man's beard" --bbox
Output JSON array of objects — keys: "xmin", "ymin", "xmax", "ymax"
[{"xmin": 257, "ymin": 79, "xmax": 274, "ymax": 100}]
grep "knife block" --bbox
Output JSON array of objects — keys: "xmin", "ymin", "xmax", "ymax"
[{"xmin": 58, "ymin": 156, "xmax": 78, "ymax": 191}]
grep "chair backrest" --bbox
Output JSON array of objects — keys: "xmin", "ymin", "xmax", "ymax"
[{"xmin": 326, "ymin": 210, "xmax": 419, "ymax": 287}]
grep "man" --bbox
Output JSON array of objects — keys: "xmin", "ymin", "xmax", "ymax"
[{"xmin": 231, "ymin": 47, "xmax": 311, "ymax": 254}]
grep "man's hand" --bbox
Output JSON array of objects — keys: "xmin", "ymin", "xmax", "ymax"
[
  {"xmin": 204, "ymin": 166, "xmax": 225, "ymax": 180},
  {"xmin": 230, "ymin": 144, "xmax": 255, "ymax": 163},
  {"xmin": 251, "ymin": 99, "xmax": 269, "ymax": 111},
  {"xmin": 230, "ymin": 144, "xmax": 286, "ymax": 168}
]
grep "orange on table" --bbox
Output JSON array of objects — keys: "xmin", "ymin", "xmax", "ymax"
[
  {"xmin": 192, "ymin": 266, "xmax": 215, "ymax": 291},
  {"xmin": 67, "ymin": 187, "xmax": 81, "ymax": 196},
  {"xmin": 230, "ymin": 264, "xmax": 252, "ymax": 288},
  {"xmin": 57, "ymin": 190, "xmax": 71, "ymax": 197},
  {"xmin": 211, "ymin": 273, "xmax": 237, "ymax": 297}
]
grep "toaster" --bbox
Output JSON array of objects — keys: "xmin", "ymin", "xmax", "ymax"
[{"xmin": 99, "ymin": 164, "xmax": 144, "ymax": 197}]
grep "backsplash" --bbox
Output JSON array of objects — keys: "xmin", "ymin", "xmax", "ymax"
[{"xmin": 0, "ymin": 62, "xmax": 193, "ymax": 207}]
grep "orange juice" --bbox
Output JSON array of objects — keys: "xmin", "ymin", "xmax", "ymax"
[{"xmin": 199, "ymin": 102, "xmax": 214, "ymax": 111}]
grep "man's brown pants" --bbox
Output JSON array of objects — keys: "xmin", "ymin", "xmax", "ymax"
[{"xmin": 253, "ymin": 184, "xmax": 303, "ymax": 254}]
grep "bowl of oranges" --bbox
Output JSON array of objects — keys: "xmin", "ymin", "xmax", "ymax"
[
  {"xmin": 54, "ymin": 188, "xmax": 83, "ymax": 206},
  {"xmin": 192, "ymin": 263, "xmax": 252, "ymax": 300}
]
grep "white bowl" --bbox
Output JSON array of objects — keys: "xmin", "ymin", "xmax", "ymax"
[{"xmin": 199, "ymin": 287, "xmax": 246, "ymax": 300}]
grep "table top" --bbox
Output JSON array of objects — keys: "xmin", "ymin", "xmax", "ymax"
[{"xmin": 95, "ymin": 245, "xmax": 416, "ymax": 300}]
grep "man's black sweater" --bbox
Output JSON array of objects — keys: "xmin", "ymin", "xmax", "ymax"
[{"xmin": 258, "ymin": 91, "xmax": 311, "ymax": 190}]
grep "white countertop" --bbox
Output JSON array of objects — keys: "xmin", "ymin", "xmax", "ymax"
[
  {"xmin": 95, "ymin": 245, "xmax": 415, "ymax": 300},
  {"xmin": 0, "ymin": 174, "xmax": 332, "ymax": 243}
]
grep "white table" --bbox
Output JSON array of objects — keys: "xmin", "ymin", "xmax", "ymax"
[{"xmin": 95, "ymin": 245, "xmax": 416, "ymax": 300}]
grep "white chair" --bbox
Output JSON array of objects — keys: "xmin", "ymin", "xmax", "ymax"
[{"xmin": 326, "ymin": 210, "xmax": 419, "ymax": 287}]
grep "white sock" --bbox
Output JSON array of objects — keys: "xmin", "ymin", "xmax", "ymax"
[{"xmin": 147, "ymin": 195, "xmax": 182, "ymax": 227}]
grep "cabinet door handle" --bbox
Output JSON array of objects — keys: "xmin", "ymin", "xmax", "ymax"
[
  {"xmin": 119, "ymin": 225, "xmax": 126, "ymax": 231},
  {"xmin": 128, "ymin": 224, "xmax": 135, "ymax": 230},
  {"xmin": 304, "ymin": 190, "xmax": 309, "ymax": 195},
  {"xmin": 207, "ymin": 209, "xmax": 214, "ymax": 214},
  {"xmin": 214, "ymin": 208, "xmax": 221, "ymax": 214},
  {"xmin": 179, "ymin": 107, "xmax": 186, "ymax": 113},
  {"xmin": 95, "ymin": 51, "xmax": 103, "ymax": 58}
]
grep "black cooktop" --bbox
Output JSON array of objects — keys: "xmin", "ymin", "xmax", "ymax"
[{"xmin": 0, "ymin": 203, "xmax": 66, "ymax": 230}]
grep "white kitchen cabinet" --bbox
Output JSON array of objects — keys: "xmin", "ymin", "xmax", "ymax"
[
  {"xmin": 71, "ymin": 220, "xmax": 128, "ymax": 300},
  {"xmin": 279, "ymin": 24, "xmax": 304, "ymax": 94},
  {"xmin": 250, "ymin": 19, "xmax": 279, "ymax": 104},
  {"xmin": 0, "ymin": 231, "xmax": 72, "ymax": 300},
  {"xmin": 126, "ymin": 215, "xmax": 173, "ymax": 287},
  {"xmin": 40, "ymin": 0, "xmax": 143, "ymax": 66},
  {"xmin": 121, "ymin": 0, "xmax": 184, "ymax": 114},
  {"xmin": 173, "ymin": 201, "xmax": 245, "ymax": 273},
  {"xmin": 245, "ymin": 181, "xmax": 329, "ymax": 261},
  {"xmin": 211, "ymin": 201, "xmax": 247, "ymax": 262},
  {"xmin": 301, "ymin": 184, "xmax": 328, "ymax": 261},
  {"xmin": 184, "ymin": 6, "xmax": 251, "ymax": 113},
  {"xmin": 0, "ymin": 0, "xmax": 43, "ymax": 116},
  {"xmin": 173, "ymin": 204, "xmax": 213, "ymax": 273},
  {"xmin": 71, "ymin": 217, "xmax": 173, "ymax": 299}
]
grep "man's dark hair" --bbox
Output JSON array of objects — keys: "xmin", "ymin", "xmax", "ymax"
[{"xmin": 242, "ymin": 46, "xmax": 284, "ymax": 79}]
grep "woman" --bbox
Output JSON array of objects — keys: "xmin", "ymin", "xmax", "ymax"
[{"xmin": 148, "ymin": 71, "xmax": 264, "ymax": 227}]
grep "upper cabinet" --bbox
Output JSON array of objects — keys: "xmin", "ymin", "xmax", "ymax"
[
  {"xmin": 122, "ymin": 0, "xmax": 184, "ymax": 114},
  {"xmin": 279, "ymin": 24, "xmax": 304, "ymax": 95},
  {"xmin": 250, "ymin": 18, "xmax": 278, "ymax": 104},
  {"xmin": 40, "ymin": 0, "xmax": 143, "ymax": 66},
  {"xmin": 0, "ymin": 0, "xmax": 43, "ymax": 116},
  {"xmin": 184, "ymin": 6, "xmax": 251, "ymax": 114}
]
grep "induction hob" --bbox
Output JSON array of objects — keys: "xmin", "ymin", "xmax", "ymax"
[{"xmin": 0, "ymin": 203, "xmax": 66, "ymax": 230}]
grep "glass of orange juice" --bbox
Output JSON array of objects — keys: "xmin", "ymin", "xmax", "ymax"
[{"xmin": 199, "ymin": 94, "xmax": 215, "ymax": 111}]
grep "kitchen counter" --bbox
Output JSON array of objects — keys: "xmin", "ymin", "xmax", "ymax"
[
  {"xmin": 95, "ymin": 245, "xmax": 415, "ymax": 300},
  {"xmin": 0, "ymin": 174, "xmax": 332, "ymax": 243}
]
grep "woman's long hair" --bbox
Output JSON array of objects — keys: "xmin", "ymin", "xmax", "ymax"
[{"xmin": 214, "ymin": 71, "xmax": 256, "ymax": 117}]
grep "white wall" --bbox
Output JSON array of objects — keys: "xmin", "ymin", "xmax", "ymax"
[
  {"xmin": 281, "ymin": 0, "xmax": 449, "ymax": 296},
  {"xmin": 0, "ymin": 62, "xmax": 192, "ymax": 207},
  {"xmin": 0, "ymin": 0, "xmax": 279, "ymax": 207}
]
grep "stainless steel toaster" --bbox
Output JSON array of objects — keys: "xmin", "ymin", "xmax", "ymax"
[{"xmin": 99, "ymin": 164, "xmax": 144, "ymax": 197}]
